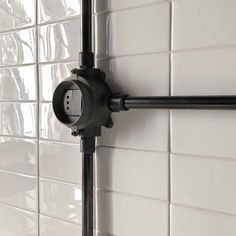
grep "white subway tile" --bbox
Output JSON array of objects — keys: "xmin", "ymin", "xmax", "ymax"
[
  {"xmin": 171, "ymin": 110, "xmax": 236, "ymax": 158},
  {"xmin": 97, "ymin": 53, "xmax": 169, "ymax": 96},
  {"xmin": 39, "ymin": 103, "xmax": 79, "ymax": 143},
  {"xmin": 39, "ymin": 141, "xmax": 81, "ymax": 184},
  {"xmin": 40, "ymin": 216, "xmax": 81, "ymax": 236},
  {"xmin": 98, "ymin": 110, "xmax": 169, "ymax": 152},
  {"xmin": 96, "ymin": 2, "xmax": 170, "ymax": 58},
  {"xmin": 38, "ymin": 0, "xmax": 80, "ymax": 24},
  {"xmin": 97, "ymin": 190, "xmax": 168, "ymax": 236},
  {"xmin": 172, "ymin": 48, "xmax": 236, "ymax": 95},
  {"xmin": 95, "ymin": 0, "xmax": 166, "ymax": 13},
  {"xmin": 0, "ymin": 0, "xmax": 35, "ymax": 31},
  {"xmin": 171, "ymin": 204, "xmax": 236, "ymax": 236},
  {"xmin": 0, "ymin": 28, "xmax": 36, "ymax": 66},
  {"xmin": 0, "ymin": 171, "xmax": 37, "ymax": 212},
  {"xmin": 0, "ymin": 203, "xmax": 38, "ymax": 236},
  {"xmin": 0, "ymin": 65, "xmax": 36, "ymax": 101},
  {"xmin": 173, "ymin": 0, "xmax": 236, "ymax": 50},
  {"xmin": 0, "ymin": 103, "xmax": 36, "ymax": 137},
  {"xmin": 0, "ymin": 137, "xmax": 37, "ymax": 175},
  {"xmin": 40, "ymin": 179, "xmax": 81, "ymax": 224},
  {"xmin": 96, "ymin": 147, "xmax": 168, "ymax": 200},
  {"xmin": 39, "ymin": 20, "xmax": 80, "ymax": 62},
  {"xmin": 171, "ymin": 154, "xmax": 236, "ymax": 215},
  {"xmin": 39, "ymin": 62, "xmax": 77, "ymax": 101}
]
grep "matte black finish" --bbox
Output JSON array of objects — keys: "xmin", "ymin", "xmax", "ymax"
[
  {"xmin": 81, "ymin": 0, "xmax": 92, "ymax": 53},
  {"xmin": 81, "ymin": 137, "xmax": 95, "ymax": 236},
  {"xmin": 109, "ymin": 95, "xmax": 236, "ymax": 111}
]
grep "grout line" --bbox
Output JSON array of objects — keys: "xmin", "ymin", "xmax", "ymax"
[
  {"xmin": 0, "ymin": 134, "xmax": 37, "ymax": 140},
  {"xmin": 0, "ymin": 202, "xmax": 38, "ymax": 214},
  {"xmin": 172, "ymin": 202, "xmax": 236, "ymax": 218},
  {"xmin": 40, "ymin": 213, "xmax": 82, "ymax": 227},
  {"xmin": 0, "ymin": 63, "xmax": 36, "ymax": 70},
  {"xmin": 0, "ymin": 100, "xmax": 37, "ymax": 103},
  {"xmin": 38, "ymin": 15, "xmax": 81, "ymax": 27},
  {"xmin": 171, "ymin": 152, "xmax": 236, "ymax": 163},
  {"xmin": 168, "ymin": 2, "xmax": 173, "ymax": 236},
  {"xmin": 39, "ymin": 213, "xmax": 81, "ymax": 227},
  {"xmin": 96, "ymin": 50, "xmax": 170, "ymax": 61},
  {"xmin": 95, "ymin": 0, "xmax": 171, "ymax": 16},
  {"xmin": 97, "ymin": 145, "xmax": 168, "ymax": 155},
  {"xmin": 0, "ymin": 169, "xmax": 37, "ymax": 178},
  {"xmin": 35, "ymin": 0, "xmax": 41, "ymax": 235},
  {"xmin": 96, "ymin": 188, "xmax": 169, "ymax": 203},
  {"xmin": 0, "ymin": 25, "xmax": 36, "ymax": 35}
]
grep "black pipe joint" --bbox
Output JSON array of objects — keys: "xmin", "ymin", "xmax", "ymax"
[{"xmin": 52, "ymin": 68, "xmax": 113, "ymax": 137}]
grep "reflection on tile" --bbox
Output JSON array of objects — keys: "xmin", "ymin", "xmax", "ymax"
[
  {"xmin": 95, "ymin": 0, "xmax": 165, "ymax": 13},
  {"xmin": 0, "ymin": 65, "xmax": 36, "ymax": 101},
  {"xmin": 0, "ymin": 103, "xmax": 36, "ymax": 137},
  {"xmin": 96, "ymin": 147, "xmax": 168, "ymax": 200},
  {"xmin": 38, "ymin": 0, "xmax": 80, "ymax": 24},
  {"xmin": 97, "ymin": 190, "xmax": 168, "ymax": 236},
  {"xmin": 171, "ymin": 204, "xmax": 236, "ymax": 236},
  {"xmin": 97, "ymin": 53, "xmax": 169, "ymax": 96},
  {"xmin": 0, "ymin": 0, "xmax": 35, "ymax": 31},
  {"xmin": 96, "ymin": 3, "xmax": 170, "ymax": 58},
  {"xmin": 0, "ymin": 137, "xmax": 37, "ymax": 175},
  {"xmin": 40, "ymin": 179, "xmax": 81, "ymax": 224},
  {"xmin": 171, "ymin": 110, "xmax": 236, "ymax": 158},
  {"xmin": 0, "ymin": 28, "xmax": 35, "ymax": 66},
  {"xmin": 173, "ymin": 0, "xmax": 236, "ymax": 50},
  {"xmin": 172, "ymin": 48, "xmax": 236, "ymax": 96},
  {"xmin": 39, "ymin": 141, "xmax": 81, "ymax": 184},
  {"xmin": 0, "ymin": 171, "xmax": 37, "ymax": 211},
  {"xmin": 39, "ymin": 19, "xmax": 80, "ymax": 62},
  {"xmin": 39, "ymin": 103, "xmax": 79, "ymax": 143},
  {"xmin": 39, "ymin": 62, "xmax": 77, "ymax": 101},
  {"xmin": 40, "ymin": 215, "xmax": 81, "ymax": 236},
  {"xmin": 98, "ymin": 110, "xmax": 169, "ymax": 152},
  {"xmin": 171, "ymin": 154, "xmax": 236, "ymax": 215},
  {"xmin": 0, "ymin": 203, "xmax": 38, "ymax": 236}
]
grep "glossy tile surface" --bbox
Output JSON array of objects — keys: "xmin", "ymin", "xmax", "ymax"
[
  {"xmin": 40, "ymin": 179, "xmax": 81, "ymax": 224},
  {"xmin": 0, "ymin": 28, "xmax": 36, "ymax": 66},
  {"xmin": 95, "ymin": 0, "xmax": 165, "ymax": 13},
  {"xmin": 39, "ymin": 103, "xmax": 79, "ymax": 143},
  {"xmin": 0, "ymin": 137, "xmax": 37, "ymax": 175},
  {"xmin": 39, "ymin": 19, "xmax": 80, "ymax": 62},
  {"xmin": 172, "ymin": 48, "xmax": 236, "ymax": 95},
  {"xmin": 0, "ymin": 0, "xmax": 35, "ymax": 32},
  {"xmin": 171, "ymin": 110, "xmax": 236, "ymax": 158},
  {"xmin": 171, "ymin": 205, "xmax": 236, "ymax": 236},
  {"xmin": 97, "ymin": 190, "xmax": 168, "ymax": 236},
  {"xmin": 95, "ymin": 2, "xmax": 170, "ymax": 58},
  {"xmin": 0, "ymin": 171, "xmax": 37, "ymax": 211},
  {"xmin": 0, "ymin": 203, "xmax": 38, "ymax": 236},
  {"xmin": 39, "ymin": 141, "xmax": 81, "ymax": 184},
  {"xmin": 97, "ymin": 53, "xmax": 169, "ymax": 96},
  {"xmin": 173, "ymin": 0, "xmax": 236, "ymax": 50},
  {"xmin": 38, "ymin": 0, "xmax": 80, "ymax": 24},
  {"xmin": 96, "ymin": 147, "xmax": 168, "ymax": 200},
  {"xmin": 40, "ymin": 215, "xmax": 81, "ymax": 236},
  {"xmin": 0, "ymin": 65, "xmax": 36, "ymax": 101},
  {"xmin": 98, "ymin": 110, "xmax": 169, "ymax": 152},
  {"xmin": 0, "ymin": 103, "xmax": 36, "ymax": 137},
  {"xmin": 171, "ymin": 154, "xmax": 236, "ymax": 215},
  {"xmin": 39, "ymin": 62, "xmax": 77, "ymax": 101}
]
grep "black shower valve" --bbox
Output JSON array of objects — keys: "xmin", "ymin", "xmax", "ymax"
[{"xmin": 52, "ymin": 68, "xmax": 113, "ymax": 137}]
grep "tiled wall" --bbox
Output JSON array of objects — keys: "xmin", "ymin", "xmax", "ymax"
[{"xmin": 0, "ymin": 0, "xmax": 236, "ymax": 236}]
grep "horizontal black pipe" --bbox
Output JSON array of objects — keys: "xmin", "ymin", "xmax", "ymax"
[{"xmin": 109, "ymin": 95, "xmax": 236, "ymax": 111}]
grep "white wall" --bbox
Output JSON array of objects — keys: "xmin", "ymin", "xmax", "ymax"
[{"xmin": 0, "ymin": 0, "xmax": 236, "ymax": 235}]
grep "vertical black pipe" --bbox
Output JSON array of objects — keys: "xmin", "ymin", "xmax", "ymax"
[
  {"xmin": 81, "ymin": 137, "xmax": 95, "ymax": 236},
  {"xmin": 80, "ymin": 0, "xmax": 94, "ymax": 68},
  {"xmin": 82, "ymin": 153, "xmax": 94, "ymax": 236}
]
